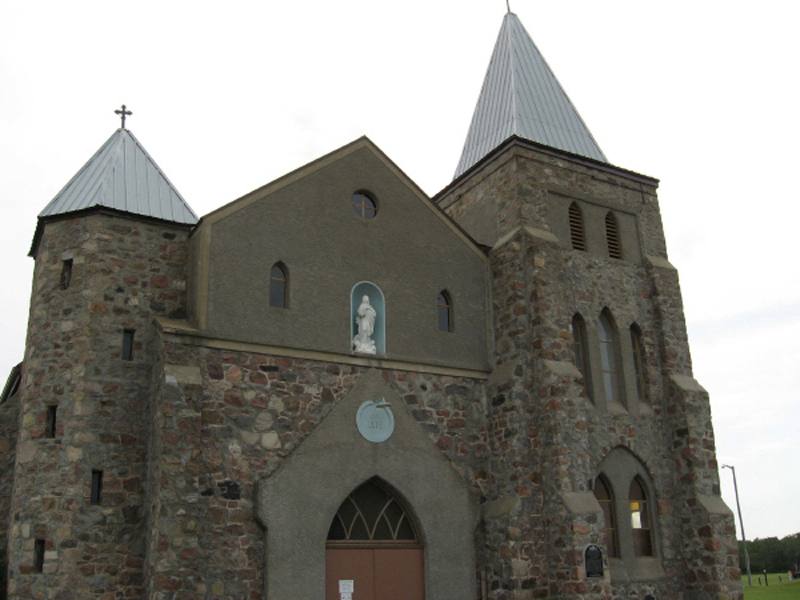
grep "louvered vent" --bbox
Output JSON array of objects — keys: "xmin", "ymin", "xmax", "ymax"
[
  {"xmin": 605, "ymin": 212, "xmax": 622, "ymax": 259},
  {"xmin": 568, "ymin": 203, "xmax": 586, "ymax": 251}
]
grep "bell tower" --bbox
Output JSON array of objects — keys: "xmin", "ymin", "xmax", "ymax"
[{"xmin": 437, "ymin": 12, "xmax": 742, "ymax": 600}]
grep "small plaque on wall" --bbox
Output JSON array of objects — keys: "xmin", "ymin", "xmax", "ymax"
[
  {"xmin": 585, "ymin": 544, "xmax": 604, "ymax": 578},
  {"xmin": 356, "ymin": 399, "xmax": 395, "ymax": 443}
]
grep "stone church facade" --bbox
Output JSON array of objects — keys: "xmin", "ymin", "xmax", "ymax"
[{"xmin": 0, "ymin": 12, "xmax": 742, "ymax": 600}]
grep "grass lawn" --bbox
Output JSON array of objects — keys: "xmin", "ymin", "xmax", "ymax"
[{"xmin": 742, "ymin": 573, "xmax": 800, "ymax": 599}]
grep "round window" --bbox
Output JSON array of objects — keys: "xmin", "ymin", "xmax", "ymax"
[{"xmin": 351, "ymin": 191, "xmax": 377, "ymax": 219}]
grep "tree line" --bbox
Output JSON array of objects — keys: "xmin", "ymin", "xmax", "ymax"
[{"xmin": 739, "ymin": 533, "xmax": 800, "ymax": 574}]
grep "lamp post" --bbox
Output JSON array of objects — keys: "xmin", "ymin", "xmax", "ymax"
[{"xmin": 722, "ymin": 464, "xmax": 752, "ymax": 586}]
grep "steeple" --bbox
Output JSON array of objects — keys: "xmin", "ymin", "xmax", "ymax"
[
  {"xmin": 454, "ymin": 12, "xmax": 607, "ymax": 179},
  {"xmin": 36, "ymin": 128, "xmax": 197, "ymax": 226}
]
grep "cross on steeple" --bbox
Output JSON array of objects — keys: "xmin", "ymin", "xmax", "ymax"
[{"xmin": 115, "ymin": 104, "xmax": 133, "ymax": 129}]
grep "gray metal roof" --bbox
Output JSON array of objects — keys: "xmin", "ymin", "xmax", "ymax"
[
  {"xmin": 38, "ymin": 128, "xmax": 198, "ymax": 224},
  {"xmin": 454, "ymin": 12, "xmax": 607, "ymax": 179}
]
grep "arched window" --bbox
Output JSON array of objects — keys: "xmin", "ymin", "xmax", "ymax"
[
  {"xmin": 629, "ymin": 477, "xmax": 653, "ymax": 557},
  {"xmin": 270, "ymin": 263, "xmax": 287, "ymax": 308},
  {"xmin": 597, "ymin": 448, "xmax": 659, "ymax": 564},
  {"xmin": 598, "ymin": 312, "xmax": 620, "ymax": 403},
  {"xmin": 437, "ymin": 291, "xmax": 453, "ymax": 332},
  {"xmin": 605, "ymin": 211, "xmax": 622, "ymax": 259},
  {"xmin": 571, "ymin": 314, "xmax": 591, "ymax": 399},
  {"xmin": 327, "ymin": 479, "xmax": 419, "ymax": 544},
  {"xmin": 630, "ymin": 324, "xmax": 646, "ymax": 401},
  {"xmin": 568, "ymin": 202, "xmax": 586, "ymax": 251},
  {"xmin": 594, "ymin": 476, "xmax": 618, "ymax": 558}
]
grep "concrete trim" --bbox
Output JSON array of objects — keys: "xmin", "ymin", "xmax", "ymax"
[
  {"xmin": 193, "ymin": 225, "xmax": 212, "ymax": 330},
  {"xmin": 155, "ymin": 318, "xmax": 491, "ymax": 380},
  {"xmin": 483, "ymin": 495, "xmax": 520, "ymax": 519},
  {"xmin": 257, "ymin": 371, "xmax": 479, "ymax": 599},
  {"xmin": 163, "ymin": 365, "xmax": 202, "ymax": 387},
  {"xmin": 543, "ymin": 359, "xmax": 581, "ymax": 378},
  {"xmin": 492, "ymin": 226, "xmax": 560, "ymax": 251},
  {"xmin": 645, "ymin": 255, "xmax": 676, "ymax": 271},
  {"xmin": 493, "ymin": 227, "xmax": 524, "ymax": 251},
  {"xmin": 523, "ymin": 226, "xmax": 560, "ymax": 244},
  {"xmin": 697, "ymin": 495, "xmax": 734, "ymax": 517},
  {"xmin": 669, "ymin": 374, "xmax": 706, "ymax": 393},
  {"xmin": 488, "ymin": 358, "xmax": 519, "ymax": 388},
  {"xmin": 564, "ymin": 492, "xmax": 602, "ymax": 515}
]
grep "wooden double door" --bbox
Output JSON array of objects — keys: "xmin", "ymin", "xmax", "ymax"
[
  {"xmin": 325, "ymin": 479, "xmax": 425, "ymax": 600},
  {"xmin": 326, "ymin": 547, "xmax": 424, "ymax": 600}
]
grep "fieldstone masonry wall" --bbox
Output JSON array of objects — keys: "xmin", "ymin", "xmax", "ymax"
[
  {"xmin": 144, "ymin": 331, "xmax": 489, "ymax": 599},
  {"xmin": 439, "ymin": 144, "xmax": 743, "ymax": 600},
  {"xmin": 8, "ymin": 214, "xmax": 190, "ymax": 598},
  {"xmin": 0, "ymin": 391, "xmax": 19, "ymax": 596}
]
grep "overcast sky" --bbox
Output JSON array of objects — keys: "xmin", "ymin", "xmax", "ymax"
[{"xmin": 2, "ymin": 0, "xmax": 798, "ymax": 541}]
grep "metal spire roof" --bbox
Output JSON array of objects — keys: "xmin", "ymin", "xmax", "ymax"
[
  {"xmin": 38, "ymin": 128, "xmax": 198, "ymax": 225},
  {"xmin": 454, "ymin": 12, "xmax": 607, "ymax": 179}
]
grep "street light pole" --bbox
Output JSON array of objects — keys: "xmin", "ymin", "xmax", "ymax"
[{"xmin": 722, "ymin": 464, "xmax": 752, "ymax": 586}]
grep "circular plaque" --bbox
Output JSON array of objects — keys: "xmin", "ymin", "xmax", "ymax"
[{"xmin": 356, "ymin": 399, "xmax": 395, "ymax": 443}]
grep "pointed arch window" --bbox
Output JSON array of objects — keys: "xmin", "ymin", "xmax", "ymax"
[
  {"xmin": 594, "ymin": 476, "xmax": 618, "ymax": 558},
  {"xmin": 327, "ymin": 479, "xmax": 419, "ymax": 544},
  {"xmin": 630, "ymin": 324, "xmax": 646, "ymax": 401},
  {"xmin": 630, "ymin": 477, "xmax": 653, "ymax": 557},
  {"xmin": 568, "ymin": 202, "xmax": 586, "ymax": 251},
  {"xmin": 270, "ymin": 263, "xmax": 288, "ymax": 308},
  {"xmin": 571, "ymin": 314, "xmax": 590, "ymax": 399},
  {"xmin": 438, "ymin": 291, "xmax": 453, "ymax": 332},
  {"xmin": 605, "ymin": 211, "xmax": 622, "ymax": 259},
  {"xmin": 598, "ymin": 312, "xmax": 620, "ymax": 403}
]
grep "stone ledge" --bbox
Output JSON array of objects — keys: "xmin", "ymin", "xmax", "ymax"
[
  {"xmin": 493, "ymin": 226, "xmax": 560, "ymax": 251},
  {"xmin": 488, "ymin": 358, "xmax": 519, "ymax": 387},
  {"xmin": 669, "ymin": 374, "xmax": 706, "ymax": 393},
  {"xmin": 484, "ymin": 495, "xmax": 520, "ymax": 519},
  {"xmin": 645, "ymin": 255, "xmax": 676, "ymax": 271},
  {"xmin": 698, "ymin": 495, "xmax": 733, "ymax": 517},
  {"xmin": 164, "ymin": 365, "xmax": 203, "ymax": 387},
  {"xmin": 155, "ymin": 317, "xmax": 491, "ymax": 380},
  {"xmin": 564, "ymin": 492, "xmax": 602, "ymax": 515},
  {"xmin": 543, "ymin": 359, "xmax": 581, "ymax": 378}
]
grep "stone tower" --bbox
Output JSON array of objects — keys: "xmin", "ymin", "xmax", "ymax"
[
  {"xmin": 6, "ymin": 128, "xmax": 197, "ymax": 597},
  {"xmin": 436, "ymin": 11, "xmax": 742, "ymax": 600}
]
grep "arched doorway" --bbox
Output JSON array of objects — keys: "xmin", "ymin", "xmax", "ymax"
[{"xmin": 325, "ymin": 478, "xmax": 425, "ymax": 600}]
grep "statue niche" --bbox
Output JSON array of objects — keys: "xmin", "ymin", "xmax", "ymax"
[{"xmin": 351, "ymin": 282, "xmax": 385, "ymax": 355}]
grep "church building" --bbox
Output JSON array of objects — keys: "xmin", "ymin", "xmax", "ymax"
[{"xmin": 0, "ymin": 11, "xmax": 743, "ymax": 600}]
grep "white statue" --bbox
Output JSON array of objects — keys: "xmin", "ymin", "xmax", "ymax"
[{"xmin": 353, "ymin": 295, "xmax": 377, "ymax": 354}]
